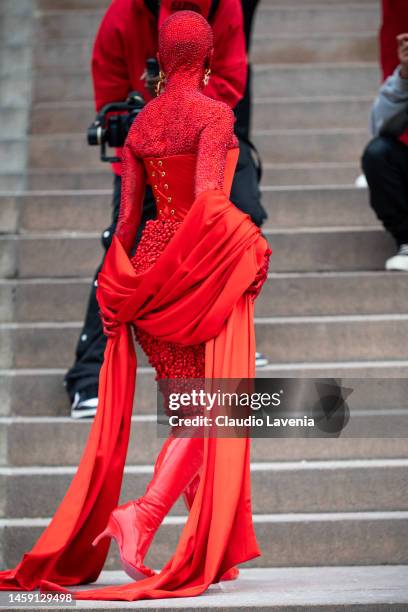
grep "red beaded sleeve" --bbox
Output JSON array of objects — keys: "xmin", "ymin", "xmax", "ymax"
[
  {"xmin": 195, "ymin": 104, "xmax": 237, "ymax": 196},
  {"xmin": 115, "ymin": 140, "xmax": 146, "ymax": 255}
]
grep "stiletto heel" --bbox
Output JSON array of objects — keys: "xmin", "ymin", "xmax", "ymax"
[
  {"xmin": 92, "ymin": 515, "xmax": 122, "ymax": 548},
  {"xmin": 92, "ymin": 510, "xmax": 155, "ymax": 581}
]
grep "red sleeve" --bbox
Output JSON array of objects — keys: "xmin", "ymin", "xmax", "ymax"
[
  {"xmin": 204, "ymin": 0, "xmax": 247, "ymax": 109},
  {"xmin": 92, "ymin": 0, "xmax": 132, "ymax": 111},
  {"xmin": 115, "ymin": 138, "xmax": 146, "ymax": 254}
]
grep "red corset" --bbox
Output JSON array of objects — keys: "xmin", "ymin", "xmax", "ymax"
[{"xmin": 144, "ymin": 147, "xmax": 239, "ymax": 221}]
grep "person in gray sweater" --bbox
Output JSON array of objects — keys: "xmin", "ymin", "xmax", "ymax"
[{"xmin": 362, "ymin": 33, "xmax": 408, "ymax": 271}]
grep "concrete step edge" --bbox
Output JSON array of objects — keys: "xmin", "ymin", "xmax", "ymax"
[
  {"xmin": 2, "ymin": 270, "xmax": 407, "ymax": 285},
  {"xmin": 4, "ymin": 359, "xmax": 408, "ymax": 375},
  {"xmin": 2, "ymin": 510, "xmax": 408, "ymax": 527},
  {"xmin": 32, "ymin": 94, "xmax": 374, "ymax": 108},
  {"xmin": 0, "ymin": 227, "xmax": 385, "ymax": 239},
  {"xmin": 3, "ymin": 313, "xmax": 408, "ymax": 329},
  {"xmin": 0, "ymin": 184, "xmax": 368, "ymax": 196},
  {"xmin": 0, "ymin": 32, "xmax": 377, "ymax": 50},
  {"xmin": 2, "ymin": 458, "xmax": 408, "ymax": 476}
]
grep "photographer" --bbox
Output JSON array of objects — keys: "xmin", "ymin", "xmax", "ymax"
[
  {"xmin": 361, "ymin": 33, "xmax": 408, "ymax": 272},
  {"xmin": 66, "ymin": 0, "xmax": 267, "ymax": 418}
]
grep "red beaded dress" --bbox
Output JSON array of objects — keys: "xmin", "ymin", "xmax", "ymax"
[{"xmin": 0, "ymin": 10, "xmax": 270, "ymax": 602}]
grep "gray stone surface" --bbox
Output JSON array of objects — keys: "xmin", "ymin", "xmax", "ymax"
[
  {"xmin": 0, "ymin": 566, "xmax": 407, "ymax": 610},
  {"xmin": 0, "ymin": 228, "xmax": 397, "ymax": 279},
  {"xmin": 12, "ymin": 187, "xmax": 380, "ymax": 232},
  {"xmin": 2, "ymin": 413, "xmax": 408, "ymax": 468},
  {"xmin": 2, "ymin": 459, "xmax": 408, "ymax": 518},
  {"xmin": 2, "ymin": 513, "xmax": 408, "ymax": 569},
  {"xmin": 3, "ymin": 314, "xmax": 408, "ymax": 368}
]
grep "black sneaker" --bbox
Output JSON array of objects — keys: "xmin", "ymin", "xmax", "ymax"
[{"xmin": 71, "ymin": 387, "xmax": 98, "ymax": 419}]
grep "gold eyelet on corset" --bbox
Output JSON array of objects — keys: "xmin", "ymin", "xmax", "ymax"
[
  {"xmin": 151, "ymin": 171, "xmax": 156, "ymax": 177},
  {"xmin": 170, "ymin": 209, "xmax": 175, "ymax": 215},
  {"xmin": 167, "ymin": 197, "xmax": 172, "ymax": 203},
  {"xmin": 164, "ymin": 184, "xmax": 168, "ymax": 189},
  {"xmin": 149, "ymin": 160, "xmax": 154, "ymax": 166},
  {"xmin": 161, "ymin": 171, "xmax": 166, "ymax": 177},
  {"xmin": 158, "ymin": 160, "xmax": 163, "ymax": 166}
]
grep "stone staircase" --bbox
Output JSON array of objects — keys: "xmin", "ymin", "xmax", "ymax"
[{"xmin": 1, "ymin": 0, "xmax": 408, "ymax": 608}]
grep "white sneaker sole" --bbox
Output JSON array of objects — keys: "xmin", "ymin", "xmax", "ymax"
[
  {"xmin": 385, "ymin": 256, "xmax": 408, "ymax": 272},
  {"xmin": 71, "ymin": 406, "xmax": 98, "ymax": 419}
]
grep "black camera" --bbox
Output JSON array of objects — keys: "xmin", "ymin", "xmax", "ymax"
[
  {"xmin": 87, "ymin": 58, "xmax": 160, "ymax": 163},
  {"xmin": 87, "ymin": 91, "xmax": 145, "ymax": 162}
]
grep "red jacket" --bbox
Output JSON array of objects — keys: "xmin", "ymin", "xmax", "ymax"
[
  {"xmin": 380, "ymin": 0, "xmax": 408, "ymax": 145},
  {"xmin": 92, "ymin": 0, "xmax": 247, "ymax": 174},
  {"xmin": 380, "ymin": 0, "xmax": 408, "ymax": 79}
]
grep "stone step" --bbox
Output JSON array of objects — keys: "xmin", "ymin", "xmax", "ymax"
[
  {"xmin": 30, "ymin": 96, "xmax": 373, "ymax": 135},
  {"xmin": 33, "ymin": 0, "xmax": 377, "ymax": 9},
  {"xmin": 256, "ymin": 129, "xmax": 369, "ymax": 164},
  {"xmin": 0, "ymin": 107, "xmax": 28, "ymax": 138},
  {"xmin": 1, "ymin": 566, "xmax": 405, "ymax": 611},
  {"xmin": 0, "ymin": 140, "xmax": 27, "ymax": 173},
  {"xmin": 253, "ymin": 97, "xmax": 372, "ymax": 131},
  {"xmin": 0, "ymin": 76, "xmax": 31, "ymax": 106},
  {"xmin": 23, "ymin": 168, "xmax": 113, "ymax": 191},
  {"xmin": 2, "ymin": 271, "xmax": 407, "ymax": 325},
  {"xmin": 1, "ymin": 312, "xmax": 408, "ymax": 368},
  {"xmin": 21, "ymin": 34, "xmax": 377, "ymax": 75},
  {"xmin": 2, "ymin": 511, "xmax": 408, "ymax": 569},
  {"xmin": 0, "ymin": 47, "xmax": 31, "ymax": 77},
  {"xmin": 251, "ymin": 34, "xmax": 376, "ymax": 64},
  {"xmin": 0, "ymin": 15, "xmax": 32, "ymax": 46},
  {"xmin": 0, "ymin": 0, "xmax": 32, "ymax": 17},
  {"xmin": 264, "ymin": 0, "xmax": 377, "ymax": 4},
  {"xmin": 31, "ymin": 64, "xmax": 379, "ymax": 103},
  {"xmin": 263, "ymin": 163, "xmax": 360, "ymax": 187},
  {"xmin": 254, "ymin": 5, "xmax": 380, "ymax": 36},
  {"xmin": 254, "ymin": 64, "xmax": 379, "ymax": 99},
  {"xmin": 2, "ymin": 459, "xmax": 407, "ymax": 519},
  {"xmin": 20, "ymin": 129, "xmax": 370, "ymax": 169},
  {"xmin": 3, "ymin": 164, "xmax": 361, "ymax": 191},
  {"xmin": 0, "ymin": 164, "xmax": 363, "ymax": 192},
  {"xmin": 2, "ymin": 361, "xmax": 408, "ymax": 418},
  {"xmin": 1, "ymin": 268, "xmax": 407, "ymax": 324},
  {"xmin": 0, "ymin": 228, "xmax": 395, "ymax": 279},
  {"xmin": 1, "ymin": 407, "xmax": 408, "ymax": 466},
  {"xmin": 33, "ymin": 5, "xmax": 379, "ymax": 41},
  {"xmin": 38, "ymin": 129, "xmax": 371, "ymax": 168},
  {"xmin": 0, "ymin": 187, "xmax": 379, "ymax": 234}
]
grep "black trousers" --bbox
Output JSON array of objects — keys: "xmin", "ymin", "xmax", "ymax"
[
  {"xmin": 362, "ymin": 136, "xmax": 408, "ymax": 246},
  {"xmin": 64, "ymin": 138, "xmax": 267, "ymax": 400}
]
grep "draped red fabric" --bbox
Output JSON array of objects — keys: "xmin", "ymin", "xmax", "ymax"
[{"xmin": 0, "ymin": 189, "xmax": 268, "ymax": 601}]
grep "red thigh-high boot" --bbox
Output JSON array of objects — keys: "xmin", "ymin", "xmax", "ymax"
[
  {"xmin": 183, "ymin": 474, "xmax": 240, "ymax": 582},
  {"xmin": 93, "ymin": 436, "xmax": 204, "ymax": 581}
]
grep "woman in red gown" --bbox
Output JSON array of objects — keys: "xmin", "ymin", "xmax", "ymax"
[{"xmin": 0, "ymin": 10, "xmax": 270, "ymax": 602}]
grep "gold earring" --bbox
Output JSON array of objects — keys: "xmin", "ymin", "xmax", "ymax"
[
  {"xmin": 156, "ymin": 70, "xmax": 166, "ymax": 95},
  {"xmin": 203, "ymin": 67, "xmax": 211, "ymax": 86}
]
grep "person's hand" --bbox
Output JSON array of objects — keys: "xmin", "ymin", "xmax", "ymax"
[
  {"xmin": 397, "ymin": 33, "xmax": 408, "ymax": 79},
  {"xmin": 145, "ymin": 74, "xmax": 160, "ymax": 97},
  {"xmin": 99, "ymin": 310, "xmax": 121, "ymax": 338},
  {"xmin": 141, "ymin": 68, "xmax": 160, "ymax": 97}
]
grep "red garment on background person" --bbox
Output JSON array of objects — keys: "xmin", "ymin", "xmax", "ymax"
[
  {"xmin": 380, "ymin": 0, "xmax": 408, "ymax": 145},
  {"xmin": 380, "ymin": 0, "xmax": 408, "ymax": 79},
  {"xmin": 92, "ymin": 0, "xmax": 247, "ymax": 174}
]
